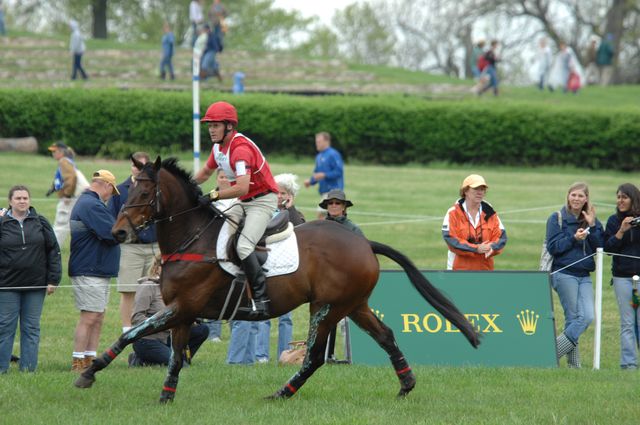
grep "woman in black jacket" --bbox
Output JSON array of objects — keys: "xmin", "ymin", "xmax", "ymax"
[
  {"xmin": 0, "ymin": 185, "xmax": 61, "ymax": 373},
  {"xmin": 604, "ymin": 183, "xmax": 640, "ymax": 370}
]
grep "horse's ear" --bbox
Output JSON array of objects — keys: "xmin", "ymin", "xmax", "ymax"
[
  {"xmin": 131, "ymin": 154, "xmax": 144, "ymax": 171},
  {"xmin": 153, "ymin": 156, "xmax": 162, "ymax": 171}
]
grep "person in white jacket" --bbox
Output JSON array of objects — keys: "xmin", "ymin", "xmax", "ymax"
[
  {"xmin": 548, "ymin": 42, "xmax": 585, "ymax": 93},
  {"xmin": 69, "ymin": 20, "xmax": 88, "ymax": 80},
  {"xmin": 535, "ymin": 37, "xmax": 552, "ymax": 90}
]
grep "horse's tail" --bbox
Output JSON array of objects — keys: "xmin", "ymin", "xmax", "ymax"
[{"xmin": 369, "ymin": 240, "xmax": 481, "ymax": 348}]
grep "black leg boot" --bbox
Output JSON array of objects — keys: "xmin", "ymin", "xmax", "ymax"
[{"xmin": 241, "ymin": 252, "xmax": 270, "ymax": 319}]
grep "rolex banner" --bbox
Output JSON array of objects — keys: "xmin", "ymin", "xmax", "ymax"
[{"xmin": 350, "ymin": 271, "xmax": 558, "ymax": 367}]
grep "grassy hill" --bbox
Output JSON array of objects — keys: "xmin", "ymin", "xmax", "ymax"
[
  {"xmin": 3, "ymin": 30, "xmax": 639, "ymax": 110},
  {"xmin": 0, "ymin": 31, "xmax": 468, "ymax": 96}
]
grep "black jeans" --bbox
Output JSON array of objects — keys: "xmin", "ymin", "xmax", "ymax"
[
  {"xmin": 132, "ymin": 324, "xmax": 209, "ymax": 366},
  {"xmin": 71, "ymin": 53, "xmax": 87, "ymax": 80}
]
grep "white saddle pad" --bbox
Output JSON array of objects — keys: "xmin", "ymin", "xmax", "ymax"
[{"xmin": 216, "ymin": 221, "xmax": 300, "ymax": 277}]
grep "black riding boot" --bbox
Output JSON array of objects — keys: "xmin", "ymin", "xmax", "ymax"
[{"xmin": 241, "ymin": 252, "xmax": 270, "ymax": 319}]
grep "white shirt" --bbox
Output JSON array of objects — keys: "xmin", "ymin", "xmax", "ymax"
[
  {"xmin": 461, "ymin": 201, "xmax": 482, "ymax": 228},
  {"xmin": 190, "ymin": 1, "xmax": 203, "ymax": 23}
]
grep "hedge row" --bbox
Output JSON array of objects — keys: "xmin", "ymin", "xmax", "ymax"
[{"xmin": 1, "ymin": 89, "xmax": 639, "ymax": 169}]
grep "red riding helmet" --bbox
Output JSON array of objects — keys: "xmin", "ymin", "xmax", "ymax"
[{"xmin": 201, "ymin": 101, "xmax": 238, "ymax": 126}]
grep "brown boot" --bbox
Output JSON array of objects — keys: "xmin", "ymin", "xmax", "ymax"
[
  {"xmin": 83, "ymin": 356, "xmax": 95, "ymax": 369},
  {"xmin": 71, "ymin": 357, "xmax": 85, "ymax": 372}
]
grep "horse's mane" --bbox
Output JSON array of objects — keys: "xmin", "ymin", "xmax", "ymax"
[{"xmin": 158, "ymin": 157, "xmax": 203, "ymax": 201}]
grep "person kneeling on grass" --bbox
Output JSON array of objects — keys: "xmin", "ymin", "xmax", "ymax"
[{"xmin": 128, "ymin": 261, "xmax": 209, "ymax": 367}]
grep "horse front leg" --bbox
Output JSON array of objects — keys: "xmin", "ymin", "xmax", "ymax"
[
  {"xmin": 268, "ymin": 304, "xmax": 333, "ymax": 399},
  {"xmin": 159, "ymin": 323, "xmax": 191, "ymax": 403},
  {"xmin": 74, "ymin": 307, "xmax": 177, "ymax": 389}
]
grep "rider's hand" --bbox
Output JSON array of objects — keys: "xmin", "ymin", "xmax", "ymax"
[{"xmin": 198, "ymin": 190, "xmax": 219, "ymax": 206}]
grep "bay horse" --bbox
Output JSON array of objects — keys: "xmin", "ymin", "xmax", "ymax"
[{"xmin": 74, "ymin": 157, "xmax": 480, "ymax": 402}]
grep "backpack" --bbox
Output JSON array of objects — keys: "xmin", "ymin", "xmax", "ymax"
[
  {"xmin": 567, "ymin": 71, "xmax": 581, "ymax": 92},
  {"xmin": 477, "ymin": 54, "xmax": 489, "ymax": 72},
  {"xmin": 539, "ymin": 211, "xmax": 562, "ymax": 272}
]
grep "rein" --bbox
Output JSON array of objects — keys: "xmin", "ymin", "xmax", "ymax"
[
  {"xmin": 124, "ymin": 172, "xmax": 228, "ymax": 265},
  {"xmin": 161, "ymin": 214, "xmax": 221, "ymax": 264}
]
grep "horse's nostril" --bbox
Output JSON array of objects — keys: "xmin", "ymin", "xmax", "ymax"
[{"xmin": 113, "ymin": 229, "xmax": 127, "ymax": 242}]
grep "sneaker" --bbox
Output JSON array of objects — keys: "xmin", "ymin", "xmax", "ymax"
[
  {"xmin": 71, "ymin": 357, "xmax": 85, "ymax": 372},
  {"xmin": 128, "ymin": 352, "xmax": 141, "ymax": 367},
  {"xmin": 326, "ymin": 357, "xmax": 349, "ymax": 365},
  {"xmin": 256, "ymin": 357, "xmax": 269, "ymax": 364},
  {"xmin": 83, "ymin": 356, "xmax": 95, "ymax": 369},
  {"xmin": 10, "ymin": 355, "xmax": 19, "ymax": 363},
  {"xmin": 209, "ymin": 337, "xmax": 222, "ymax": 343}
]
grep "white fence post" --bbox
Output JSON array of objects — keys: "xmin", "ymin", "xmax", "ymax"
[
  {"xmin": 192, "ymin": 52, "xmax": 201, "ymax": 173},
  {"xmin": 593, "ymin": 247, "xmax": 603, "ymax": 370}
]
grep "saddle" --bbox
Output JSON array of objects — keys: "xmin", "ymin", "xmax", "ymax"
[{"xmin": 226, "ymin": 210, "xmax": 292, "ymax": 266}]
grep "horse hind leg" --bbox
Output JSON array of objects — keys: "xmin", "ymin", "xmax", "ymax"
[
  {"xmin": 74, "ymin": 307, "xmax": 177, "ymax": 389},
  {"xmin": 349, "ymin": 304, "xmax": 416, "ymax": 397},
  {"xmin": 268, "ymin": 304, "xmax": 334, "ymax": 400},
  {"xmin": 159, "ymin": 323, "xmax": 191, "ymax": 403}
]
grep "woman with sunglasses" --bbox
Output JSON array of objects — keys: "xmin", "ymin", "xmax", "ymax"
[
  {"xmin": 442, "ymin": 174, "xmax": 507, "ymax": 270},
  {"xmin": 319, "ymin": 189, "xmax": 363, "ymax": 237},
  {"xmin": 318, "ymin": 189, "xmax": 363, "ymax": 363}
]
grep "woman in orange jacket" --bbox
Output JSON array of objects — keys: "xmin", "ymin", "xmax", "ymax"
[{"xmin": 442, "ymin": 174, "xmax": 508, "ymax": 270}]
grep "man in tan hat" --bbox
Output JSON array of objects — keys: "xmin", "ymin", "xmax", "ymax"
[
  {"xmin": 68, "ymin": 169, "xmax": 121, "ymax": 371},
  {"xmin": 47, "ymin": 141, "xmax": 79, "ymax": 246},
  {"xmin": 442, "ymin": 174, "xmax": 507, "ymax": 270}
]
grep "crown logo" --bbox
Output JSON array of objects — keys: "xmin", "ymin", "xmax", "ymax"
[
  {"xmin": 370, "ymin": 308, "xmax": 384, "ymax": 321},
  {"xmin": 516, "ymin": 309, "xmax": 539, "ymax": 335}
]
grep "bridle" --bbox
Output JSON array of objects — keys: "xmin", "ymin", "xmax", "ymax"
[
  {"xmin": 118, "ymin": 167, "xmax": 225, "ymax": 262},
  {"xmin": 119, "ymin": 173, "xmax": 162, "ymax": 237}
]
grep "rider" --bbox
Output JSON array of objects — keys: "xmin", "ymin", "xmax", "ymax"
[{"xmin": 194, "ymin": 101, "xmax": 278, "ymax": 319}]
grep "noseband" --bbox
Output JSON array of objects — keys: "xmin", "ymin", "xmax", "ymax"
[{"xmin": 120, "ymin": 174, "xmax": 161, "ymax": 237}]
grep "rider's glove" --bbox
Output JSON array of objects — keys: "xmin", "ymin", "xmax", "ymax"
[{"xmin": 198, "ymin": 190, "xmax": 219, "ymax": 206}]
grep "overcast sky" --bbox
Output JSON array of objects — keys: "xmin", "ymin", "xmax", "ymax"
[{"xmin": 271, "ymin": 0, "xmax": 362, "ymax": 26}]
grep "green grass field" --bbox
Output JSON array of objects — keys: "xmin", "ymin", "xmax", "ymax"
[{"xmin": 1, "ymin": 152, "xmax": 639, "ymax": 424}]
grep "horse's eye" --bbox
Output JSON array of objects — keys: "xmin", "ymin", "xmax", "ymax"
[{"xmin": 141, "ymin": 191, "xmax": 150, "ymax": 198}]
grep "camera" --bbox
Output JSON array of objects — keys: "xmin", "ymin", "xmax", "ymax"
[{"xmin": 630, "ymin": 217, "xmax": 640, "ymax": 227}]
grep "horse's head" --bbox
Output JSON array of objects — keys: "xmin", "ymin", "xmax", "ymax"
[{"xmin": 112, "ymin": 155, "xmax": 162, "ymax": 243}]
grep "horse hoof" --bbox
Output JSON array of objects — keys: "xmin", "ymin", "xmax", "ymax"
[
  {"xmin": 159, "ymin": 391, "xmax": 175, "ymax": 404},
  {"xmin": 264, "ymin": 388, "xmax": 292, "ymax": 400},
  {"xmin": 397, "ymin": 374, "xmax": 416, "ymax": 398},
  {"xmin": 74, "ymin": 373, "xmax": 95, "ymax": 389}
]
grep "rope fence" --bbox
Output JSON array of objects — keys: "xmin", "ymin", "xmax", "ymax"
[
  {"xmin": 0, "ymin": 281, "xmax": 159, "ymax": 291},
  {"xmin": 2, "ymin": 247, "xmax": 638, "ymax": 370}
]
